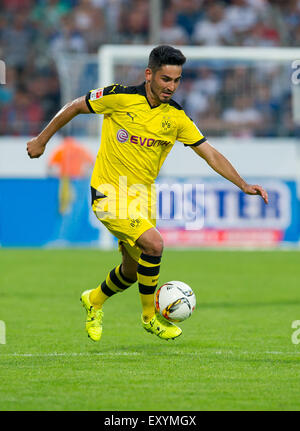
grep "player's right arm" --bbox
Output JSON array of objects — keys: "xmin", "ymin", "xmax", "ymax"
[{"xmin": 26, "ymin": 96, "xmax": 90, "ymax": 159}]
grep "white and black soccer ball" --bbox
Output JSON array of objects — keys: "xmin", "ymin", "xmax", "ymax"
[{"xmin": 155, "ymin": 281, "xmax": 196, "ymax": 322}]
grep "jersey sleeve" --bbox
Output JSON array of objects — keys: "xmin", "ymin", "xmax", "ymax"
[
  {"xmin": 85, "ymin": 84, "xmax": 124, "ymax": 114},
  {"xmin": 177, "ymin": 112, "xmax": 207, "ymax": 147}
]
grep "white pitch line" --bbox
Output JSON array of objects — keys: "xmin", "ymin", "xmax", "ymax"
[
  {"xmin": 0, "ymin": 352, "xmax": 142, "ymax": 358},
  {"xmin": 0, "ymin": 350, "xmax": 300, "ymax": 358}
]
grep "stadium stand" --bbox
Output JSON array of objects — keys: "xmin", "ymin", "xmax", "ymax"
[{"xmin": 0, "ymin": 0, "xmax": 299, "ymax": 137}]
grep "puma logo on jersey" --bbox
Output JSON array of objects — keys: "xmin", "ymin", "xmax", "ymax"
[
  {"xmin": 109, "ymin": 85, "xmax": 117, "ymax": 94},
  {"xmin": 127, "ymin": 112, "xmax": 136, "ymax": 121}
]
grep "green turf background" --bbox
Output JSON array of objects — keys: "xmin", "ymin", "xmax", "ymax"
[{"xmin": 1, "ymin": 249, "xmax": 300, "ymax": 411}]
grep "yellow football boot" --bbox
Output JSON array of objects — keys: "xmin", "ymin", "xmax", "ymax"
[
  {"xmin": 142, "ymin": 312, "xmax": 182, "ymax": 340},
  {"xmin": 80, "ymin": 289, "xmax": 103, "ymax": 342}
]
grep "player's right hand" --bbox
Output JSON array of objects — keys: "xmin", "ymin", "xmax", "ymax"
[{"xmin": 26, "ymin": 137, "xmax": 46, "ymax": 159}]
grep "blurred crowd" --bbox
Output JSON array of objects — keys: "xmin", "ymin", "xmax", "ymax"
[{"xmin": 0, "ymin": 0, "xmax": 299, "ymax": 137}]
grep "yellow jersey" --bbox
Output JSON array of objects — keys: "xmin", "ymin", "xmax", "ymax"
[{"xmin": 86, "ymin": 82, "xmax": 206, "ymax": 197}]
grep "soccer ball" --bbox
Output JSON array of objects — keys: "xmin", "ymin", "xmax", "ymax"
[{"xmin": 155, "ymin": 281, "xmax": 196, "ymax": 322}]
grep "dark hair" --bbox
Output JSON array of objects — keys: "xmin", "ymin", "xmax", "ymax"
[{"xmin": 148, "ymin": 45, "xmax": 186, "ymax": 72}]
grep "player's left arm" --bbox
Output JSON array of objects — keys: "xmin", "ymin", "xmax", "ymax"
[{"xmin": 192, "ymin": 141, "xmax": 268, "ymax": 204}]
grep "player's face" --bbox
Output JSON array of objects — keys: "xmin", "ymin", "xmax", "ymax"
[{"xmin": 146, "ymin": 65, "xmax": 182, "ymax": 105}]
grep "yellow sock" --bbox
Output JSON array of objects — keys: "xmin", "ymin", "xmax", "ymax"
[
  {"xmin": 89, "ymin": 286, "xmax": 109, "ymax": 310},
  {"xmin": 90, "ymin": 265, "xmax": 136, "ymax": 310},
  {"xmin": 140, "ymin": 293, "xmax": 156, "ymax": 323},
  {"xmin": 137, "ymin": 253, "xmax": 161, "ymax": 322}
]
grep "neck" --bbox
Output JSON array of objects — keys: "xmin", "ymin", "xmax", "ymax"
[{"xmin": 145, "ymin": 81, "xmax": 161, "ymax": 108}]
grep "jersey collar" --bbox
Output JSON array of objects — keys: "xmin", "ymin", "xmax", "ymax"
[{"xmin": 136, "ymin": 82, "xmax": 165, "ymax": 110}]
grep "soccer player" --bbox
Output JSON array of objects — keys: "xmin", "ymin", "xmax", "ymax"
[{"xmin": 27, "ymin": 45, "xmax": 268, "ymax": 342}]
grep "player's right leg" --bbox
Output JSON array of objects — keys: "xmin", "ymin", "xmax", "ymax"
[
  {"xmin": 80, "ymin": 290, "xmax": 104, "ymax": 342},
  {"xmin": 88, "ymin": 242, "xmax": 137, "ymax": 310},
  {"xmin": 81, "ymin": 243, "xmax": 137, "ymax": 342},
  {"xmin": 81, "ymin": 190, "xmax": 139, "ymax": 341}
]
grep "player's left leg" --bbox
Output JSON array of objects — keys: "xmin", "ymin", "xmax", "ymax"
[
  {"xmin": 136, "ymin": 228, "xmax": 182, "ymax": 340},
  {"xmin": 135, "ymin": 227, "xmax": 163, "ymax": 323}
]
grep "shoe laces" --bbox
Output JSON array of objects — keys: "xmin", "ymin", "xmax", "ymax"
[{"xmin": 89, "ymin": 307, "xmax": 103, "ymax": 322}]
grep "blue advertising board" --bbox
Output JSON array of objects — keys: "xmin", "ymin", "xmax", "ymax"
[{"xmin": 0, "ymin": 177, "xmax": 298, "ymax": 247}]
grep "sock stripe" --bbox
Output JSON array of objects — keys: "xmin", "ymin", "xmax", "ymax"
[
  {"xmin": 107, "ymin": 268, "xmax": 128, "ymax": 292},
  {"xmin": 97, "ymin": 265, "xmax": 135, "ymax": 301},
  {"xmin": 118, "ymin": 265, "xmax": 136, "ymax": 285},
  {"xmin": 138, "ymin": 274, "xmax": 159, "ymax": 287},
  {"xmin": 138, "ymin": 283, "xmax": 157, "ymax": 295},
  {"xmin": 140, "ymin": 253, "xmax": 161, "ymax": 265},
  {"xmin": 138, "ymin": 259, "xmax": 160, "ymax": 268},
  {"xmin": 101, "ymin": 280, "xmax": 116, "ymax": 297},
  {"xmin": 138, "ymin": 253, "xmax": 161, "ymax": 295},
  {"xmin": 137, "ymin": 264, "xmax": 160, "ymax": 277}
]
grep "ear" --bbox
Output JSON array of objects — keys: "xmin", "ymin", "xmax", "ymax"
[{"xmin": 145, "ymin": 67, "xmax": 153, "ymax": 83}]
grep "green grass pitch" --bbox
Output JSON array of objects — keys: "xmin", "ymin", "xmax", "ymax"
[{"xmin": 0, "ymin": 248, "xmax": 300, "ymax": 411}]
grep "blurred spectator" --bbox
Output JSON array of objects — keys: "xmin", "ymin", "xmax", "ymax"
[
  {"xmin": 175, "ymin": 0, "xmax": 204, "ymax": 41},
  {"xmin": 198, "ymin": 99, "xmax": 225, "ymax": 136},
  {"xmin": 225, "ymin": 0, "xmax": 259, "ymax": 43},
  {"xmin": 192, "ymin": 68, "xmax": 221, "ymax": 98},
  {"xmin": 73, "ymin": 0, "xmax": 96, "ymax": 31},
  {"xmin": 254, "ymin": 84, "xmax": 280, "ymax": 136},
  {"xmin": 0, "ymin": 67, "xmax": 16, "ymax": 106},
  {"xmin": 48, "ymin": 136, "xmax": 94, "ymax": 214},
  {"xmin": 181, "ymin": 79, "xmax": 209, "ymax": 120},
  {"xmin": 160, "ymin": 9, "xmax": 189, "ymax": 44},
  {"xmin": 0, "ymin": 88, "xmax": 44, "ymax": 136},
  {"xmin": 281, "ymin": 96, "xmax": 300, "ymax": 137},
  {"xmin": 72, "ymin": 0, "xmax": 107, "ymax": 51},
  {"xmin": 0, "ymin": 12, "xmax": 36, "ymax": 73},
  {"xmin": 30, "ymin": 0, "xmax": 71, "ymax": 34},
  {"xmin": 280, "ymin": 0, "xmax": 300, "ymax": 45},
  {"xmin": 26, "ymin": 72, "xmax": 61, "ymax": 121},
  {"xmin": 193, "ymin": 3, "xmax": 234, "ymax": 46},
  {"xmin": 222, "ymin": 95, "xmax": 262, "ymax": 137},
  {"xmin": 2, "ymin": 0, "xmax": 34, "ymax": 12},
  {"xmin": 97, "ymin": 0, "xmax": 123, "ymax": 43},
  {"xmin": 290, "ymin": 24, "xmax": 300, "ymax": 46},
  {"xmin": 246, "ymin": 0, "xmax": 269, "ymax": 12},
  {"xmin": 243, "ymin": 18, "xmax": 280, "ymax": 46},
  {"xmin": 48, "ymin": 136, "xmax": 94, "ymax": 178},
  {"xmin": 50, "ymin": 15, "xmax": 87, "ymax": 53},
  {"xmin": 44, "ymin": 73, "xmax": 62, "ymax": 120},
  {"xmin": 118, "ymin": 0, "xmax": 149, "ymax": 44},
  {"xmin": 221, "ymin": 66, "xmax": 256, "ymax": 108}
]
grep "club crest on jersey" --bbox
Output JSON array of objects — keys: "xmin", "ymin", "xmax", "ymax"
[
  {"xmin": 117, "ymin": 129, "xmax": 129, "ymax": 143},
  {"xmin": 130, "ymin": 218, "xmax": 141, "ymax": 228},
  {"xmin": 90, "ymin": 88, "xmax": 103, "ymax": 101},
  {"xmin": 161, "ymin": 116, "xmax": 171, "ymax": 131}
]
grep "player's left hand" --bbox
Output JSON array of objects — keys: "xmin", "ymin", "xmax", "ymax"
[{"xmin": 242, "ymin": 184, "xmax": 268, "ymax": 204}]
